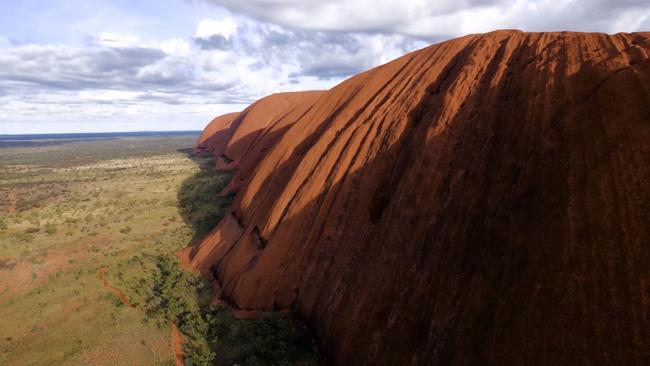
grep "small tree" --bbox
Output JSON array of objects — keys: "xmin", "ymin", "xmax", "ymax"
[{"xmin": 45, "ymin": 224, "xmax": 57, "ymax": 236}]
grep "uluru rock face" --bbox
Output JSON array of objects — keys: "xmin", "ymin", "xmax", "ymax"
[
  {"xmin": 194, "ymin": 112, "xmax": 240, "ymax": 156},
  {"xmin": 183, "ymin": 30, "xmax": 650, "ymax": 365},
  {"xmin": 194, "ymin": 91, "xmax": 324, "ymax": 171}
]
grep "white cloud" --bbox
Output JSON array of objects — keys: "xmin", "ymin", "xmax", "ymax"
[
  {"xmin": 159, "ymin": 38, "xmax": 193, "ymax": 57},
  {"xmin": 204, "ymin": 0, "xmax": 650, "ymax": 37},
  {"xmin": 195, "ymin": 17, "xmax": 239, "ymax": 40},
  {"xmin": 5, "ymin": 0, "xmax": 647, "ymax": 133},
  {"xmin": 2, "ymin": 14, "xmax": 422, "ymax": 133}
]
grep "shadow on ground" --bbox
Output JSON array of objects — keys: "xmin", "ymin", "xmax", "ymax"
[{"xmin": 176, "ymin": 148, "xmax": 235, "ymax": 243}]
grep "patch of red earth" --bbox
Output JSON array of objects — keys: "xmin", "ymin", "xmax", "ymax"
[
  {"xmin": 97, "ymin": 268, "xmax": 132, "ymax": 307},
  {"xmin": 0, "ymin": 260, "xmax": 34, "ymax": 303},
  {"xmin": 171, "ymin": 323, "xmax": 184, "ymax": 366},
  {"xmin": 36, "ymin": 248, "xmax": 85, "ymax": 286},
  {"xmin": 0, "ymin": 250, "xmax": 82, "ymax": 304}
]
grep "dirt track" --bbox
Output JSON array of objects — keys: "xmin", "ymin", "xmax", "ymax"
[
  {"xmin": 171, "ymin": 323, "xmax": 184, "ymax": 366},
  {"xmin": 97, "ymin": 268, "xmax": 132, "ymax": 307}
]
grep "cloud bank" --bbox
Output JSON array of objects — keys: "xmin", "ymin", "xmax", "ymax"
[
  {"xmin": 205, "ymin": 0, "xmax": 650, "ymax": 37},
  {"xmin": 0, "ymin": 11, "xmax": 427, "ymax": 133},
  {"xmin": 1, "ymin": 0, "xmax": 649, "ymax": 133}
]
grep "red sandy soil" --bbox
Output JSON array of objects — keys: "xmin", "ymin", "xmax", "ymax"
[
  {"xmin": 0, "ymin": 247, "xmax": 87, "ymax": 304},
  {"xmin": 182, "ymin": 30, "xmax": 650, "ymax": 365},
  {"xmin": 7, "ymin": 189, "xmax": 17, "ymax": 214},
  {"xmin": 97, "ymin": 268, "xmax": 132, "ymax": 307},
  {"xmin": 171, "ymin": 323, "xmax": 185, "ymax": 366}
]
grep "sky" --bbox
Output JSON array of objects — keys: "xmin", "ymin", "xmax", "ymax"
[{"xmin": 1, "ymin": 0, "xmax": 649, "ymax": 134}]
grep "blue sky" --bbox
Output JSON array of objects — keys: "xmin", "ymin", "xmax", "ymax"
[{"xmin": 1, "ymin": 0, "xmax": 649, "ymax": 134}]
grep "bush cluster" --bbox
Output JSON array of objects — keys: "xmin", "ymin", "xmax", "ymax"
[
  {"xmin": 137, "ymin": 255, "xmax": 319, "ymax": 366},
  {"xmin": 177, "ymin": 165, "xmax": 234, "ymax": 240}
]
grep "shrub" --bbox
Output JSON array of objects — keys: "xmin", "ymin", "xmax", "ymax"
[
  {"xmin": 45, "ymin": 224, "xmax": 57, "ymax": 235},
  {"xmin": 104, "ymin": 293, "xmax": 124, "ymax": 308},
  {"xmin": 205, "ymin": 307, "xmax": 319, "ymax": 366},
  {"xmin": 137, "ymin": 255, "xmax": 213, "ymax": 364},
  {"xmin": 119, "ymin": 226, "xmax": 132, "ymax": 234},
  {"xmin": 0, "ymin": 259, "xmax": 16, "ymax": 270}
]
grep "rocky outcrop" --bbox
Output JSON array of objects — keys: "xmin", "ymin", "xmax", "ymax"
[
  {"xmin": 182, "ymin": 30, "xmax": 650, "ymax": 365},
  {"xmin": 194, "ymin": 91, "xmax": 324, "ymax": 170},
  {"xmin": 194, "ymin": 112, "xmax": 240, "ymax": 157}
]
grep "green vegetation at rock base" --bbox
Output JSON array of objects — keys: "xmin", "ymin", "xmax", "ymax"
[{"xmin": 134, "ymin": 254, "xmax": 321, "ymax": 366}]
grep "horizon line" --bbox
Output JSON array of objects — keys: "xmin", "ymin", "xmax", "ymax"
[{"xmin": 0, "ymin": 130, "xmax": 203, "ymax": 137}]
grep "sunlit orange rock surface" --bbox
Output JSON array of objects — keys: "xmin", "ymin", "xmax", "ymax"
[
  {"xmin": 181, "ymin": 30, "xmax": 650, "ymax": 365},
  {"xmin": 194, "ymin": 91, "xmax": 324, "ymax": 171},
  {"xmin": 194, "ymin": 112, "xmax": 240, "ymax": 157}
]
